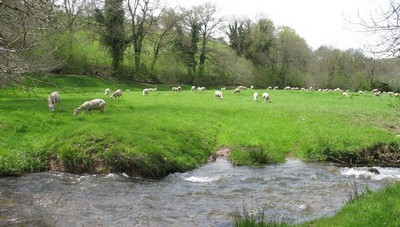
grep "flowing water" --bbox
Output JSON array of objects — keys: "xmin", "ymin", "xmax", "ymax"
[{"xmin": 1, "ymin": 158, "xmax": 400, "ymax": 226}]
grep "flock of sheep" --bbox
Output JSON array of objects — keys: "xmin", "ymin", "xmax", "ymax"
[{"xmin": 48, "ymin": 84, "xmax": 396, "ymax": 114}]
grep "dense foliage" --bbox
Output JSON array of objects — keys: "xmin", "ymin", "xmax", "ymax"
[{"xmin": 2, "ymin": 0, "xmax": 400, "ymax": 92}]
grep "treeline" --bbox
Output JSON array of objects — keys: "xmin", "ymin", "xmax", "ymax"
[{"xmin": 2, "ymin": 0, "xmax": 400, "ymax": 91}]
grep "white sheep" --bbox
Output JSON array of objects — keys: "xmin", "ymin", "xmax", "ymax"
[
  {"xmin": 73, "ymin": 99, "xmax": 106, "ymax": 116},
  {"xmin": 342, "ymin": 92, "xmax": 348, "ymax": 97},
  {"xmin": 172, "ymin": 86, "xmax": 181, "ymax": 92},
  {"xmin": 104, "ymin": 88, "xmax": 111, "ymax": 96},
  {"xmin": 253, "ymin": 92, "xmax": 259, "ymax": 101},
  {"xmin": 262, "ymin": 92, "xmax": 271, "ymax": 103},
  {"xmin": 110, "ymin": 89, "xmax": 122, "ymax": 99},
  {"xmin": 215, "ymin": 90, "xmax": 223, "ymax": 99},
  {"xmin": 236, "ymin": 85, "xmax": 247, "ymax": 90},
  {"xmin": 143, "ymin": 88, "xmax": 149, "ymax": 96},
  {"xmin": 197, "ymin": 86, "xmax": 206, "ymax": 91},
  {"xmin": 232, "ymin": 88, "xmax": 241, "ymax": 94},
  {"xmin": 191, "ymin": 86, "xmax": 196, "ymax": 91},
  {"xmin": 221, "ymin": 87, "xmax": 226, "ymax": 90},
  {"xmin": 250, "ymin": 85, "xmax": 254, "ymax": 89},
  {"xmin": 48, "ymin": 91, "xmax": 61, "ymax": 112}
]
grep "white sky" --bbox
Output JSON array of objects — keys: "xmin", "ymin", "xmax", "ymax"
[{"xmin": 165, "ymin": 0, "xmax": 389, "ymax": 51}]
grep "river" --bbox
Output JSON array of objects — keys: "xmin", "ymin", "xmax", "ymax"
[{"xmin": 1, "ymin": 158, "xmax": 400, "ymax": 226}]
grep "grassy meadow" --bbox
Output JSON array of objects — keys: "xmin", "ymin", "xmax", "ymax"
[
  {"xmin": 2, "ymin": 74, "xmax": 400, "ymax": 225},
  {"xmin": 1, "ymin": 74, "xmax": 400, "ymax": 178}
]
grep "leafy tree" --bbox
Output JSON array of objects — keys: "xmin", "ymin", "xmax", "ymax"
[
  {"xmin": 94, "ymin": 0, "xmax": 127, "ymax": 72},
  {"xmin": 227, "ymin": 18, "xmax": 251, "ymax": 56},
  {"xmin": 271, "ymin": 26, "xmax": 311, "ymax": 87},
  {"xmin": 127, "ymin": 0, "xmax": 158, "ymax": 76}
]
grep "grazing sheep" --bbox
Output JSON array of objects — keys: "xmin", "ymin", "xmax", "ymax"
[
  {"xmin": 375, "ymin": 91, "xmax": 381, "ymax": 97},
  {"xmin": 143, "ymin": 88, "xmax": 149, "ymax": 96},
  {"xmin": 232, "ymin": 88, "xmax": 241, "ymax": 94},
  {"xmin": 253, "ymin": 92, "xmax": 259, "ymax": 101},
  {"xmin": 214, "ymin": 90, "xmax": 223, "ymax": 99},
  {"xmin": 358, "ymin": 90, "xmax": 365, "ymax": 95},
  {"xmin": 48, "ymin": 91, "xmax": 61, "ymax": 112},
  {"xmin": 191, "ymin": 86, "xmax": 196, "ymax": 91},
  {"xmin": 250, "ymin": 85, "xmax": 254, "ymax": 89},
  {"xmin": 172, "ymin": 86, "xmax": 181, "ymax": 92},
  {"xmin": 104, "ymin": 88, "xmax": 111, "ymax": 96},
  {"xmin": 262, "ymin": 92, "xmax": 271, "ymax": 103},
  {"xmin": 236, "ymin": 85, "xmax": 247, "ymax": 90},
  {"xmin": 110, "ymin": 89, "xmax": 122, "ymax": 99},
  {"xmin": 273, "ymin": 86, "xmax": 279, "ymax": 90},
  {"xmin": 266, "ymin": 86, "xmax": 272, "ymax": 90},
  {"xmin": 221, "ymin": 87, "xmax": 226, "ymax": 90},
  {"xmin": 371, "ymin": 88, "xmax": 379, "ymax": 93},
  {"xmin": 197, "ymin": 86, "xmax": 206, "ymax": 91},
  {"xmin": 342, "ymin": 92, "xmax": 348, "ymax": 97},
  {"xmin": 73, "ymin": 99, "xmax": 106, "ymax": 116}
]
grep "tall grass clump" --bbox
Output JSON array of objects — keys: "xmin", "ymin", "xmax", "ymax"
[{"xmin": 230, "ymin": 203, "xmax": 287, "ymax": 227}]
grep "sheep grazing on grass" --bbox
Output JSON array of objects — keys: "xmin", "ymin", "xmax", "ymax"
[
  {"xmin": 215, "ymin": 90, "xmax": 223, "ymax": 99},
  {"xmin": 48, "ymin": 91, "xmax": 61, "ymax": 112},
  {"xmin": 191, "ymin": 86, "xmax": 196, "ymax": 91},
  {"xmin": 342, "ymin": 92, "xmax": 348, "ymax": 97},
  {"xmin": 104, "ymin": 88, "xmax": 111, "ymax": 96},
  {"xmin": 143, "ymin": 88, "xmax": 149, "ymax": 96},
  {"xmin": 232, "ymin": 88, "xmax": 241, "ymax": 94},
  {"xmin": 197, "ymin": 86, "xmax": 206, "ymax": 91},
  {"xmin": 74, "ymin": 99, "xmax": 106, "ymax": 116},
  {"xmin": 232, "ymin": 85, "xmax": 246, "ymax": 94},
  {"xmin": 253, "ymin": 92, "xmax": 259, "ymax": 101},
  {"xmin": 110, "ymin": 89, "xmax": 122, "ymax": 99},
  {"xmin": 172, "ymin": 86, "xmax": 181, "ymax": 92},
  {"xmin": 262, "ymin": 92, "xmax": 271, "ymax": 103}
]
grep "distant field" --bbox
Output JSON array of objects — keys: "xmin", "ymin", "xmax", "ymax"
[{"xmin": 1, "ymin": 75, "xmax": 400, "ymax": 177}]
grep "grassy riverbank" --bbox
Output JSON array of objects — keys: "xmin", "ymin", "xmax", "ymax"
[{"xmin": 1, "ymin": 74, "xmax": 400, "ymax": 178}]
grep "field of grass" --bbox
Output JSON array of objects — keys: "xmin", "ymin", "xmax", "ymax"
[{"xmin": 1, "ymin": 74, "xmax": 400, "ymax": 178}]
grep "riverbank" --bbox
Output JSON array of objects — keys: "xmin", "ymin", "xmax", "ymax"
[{"xmin": 1, "ymin": 74, "xmax": 400, "ymax": 178}]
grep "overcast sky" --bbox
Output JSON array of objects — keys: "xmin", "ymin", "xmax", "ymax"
[{"xmin": 165, "ymin": 0, "xmax": 389, "ymax": 51}]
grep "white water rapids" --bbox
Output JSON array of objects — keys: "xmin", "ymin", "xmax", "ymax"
[{"xmin": 1, "ymin": 159, "xmax": 399, "ymax": 226}]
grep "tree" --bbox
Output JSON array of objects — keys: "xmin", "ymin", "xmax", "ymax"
[
  {"xmin": 180, "ymin": 2, "xmax": 223, "ymax": 84},
  {"xmin": 94, "ymin": 0, "xmax": 127, "ymax": 72},
  {"xmin": 227, "ymin": 17, "xmax": 251, "ymax": 56},
  {"xmin": 127, "ymin": 0, "xmax": 159, "ymax": 75},
  {"xmin": 272, "ymin": 26, "xmax": 311, "ymax": 87},
  {"xmin": 148, "ymin": 8, "xmax": 182, "ymax": 73},
  {"xmin": 353, "ymin": 0, "xmax": 400, "ymax": 57},
  {"xmin": 0, "ymin": 0, "xmax": 61, "ymax": 87}
]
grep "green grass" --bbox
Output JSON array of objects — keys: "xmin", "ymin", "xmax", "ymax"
[
  {"xmin": 1, "ymin": 74, "xmax": 400, "ymax": 177},
  {"xmin": 2, "ymin": 74, "xmax": 400, "ymax": 225}
]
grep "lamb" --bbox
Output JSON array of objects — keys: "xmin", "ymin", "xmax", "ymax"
[
  {"xmin": 110, "ymin": 89, "xmax": 122, "ymax": 99},
  {"xmin": 172, "ymin": 86, "xmax": 181, "ymax": 92},
  {"xmin": 262, "ymin": 92, "xmax": 271, "ymax": 103},
  {"xmin": 232, "ymin": 88, "xmax": 241, "ymax": 94},
  {"xmin": 253, "ymin": 92, "xmax": 259, "ymax": 101},
  {"xmin": 48, "ymin": 91, "xmax": 61, "ymax": 112},
  {"xmin": 232, "ymin": 85, "xmax": 246, "ymax": 94},
  {"xmin": 143, "ymin": 88, "xmax": 149, "ymax": 96},
  {"xmin": 215, "ymin": 90, "xmax": 223, "ymax": 99},
  {"xmin": 104, "ymin": 88, "xmax": 111, "ymax": 96},
  {"xmin": 73, "ymin": 99, "xmax": 106, "ymax": 116}
]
